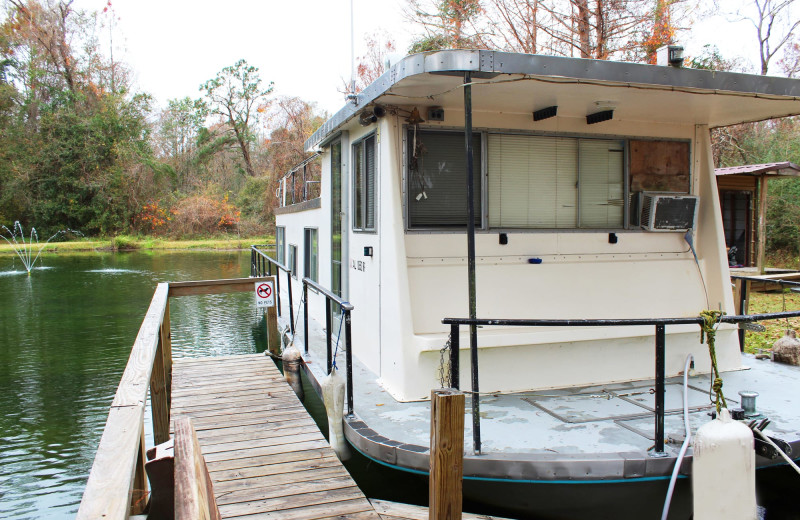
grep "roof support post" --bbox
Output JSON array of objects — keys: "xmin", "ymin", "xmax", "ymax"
[
  {"xmin": 464, "ymin": 71, "xmax": 481, "ymax": 455},
  {"xmin": 757, "ymin": 175, "xmax": 768, "ymax": 274}
]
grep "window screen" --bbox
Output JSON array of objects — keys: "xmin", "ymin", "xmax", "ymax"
[
  {"xmin": 353, "ymin": 135, "xmax": 376, "ymax": 231},
  {"xmin": 276, "ymin": 227, "xmax": 286, "ymax": 266},
  {"xmin": 304, "ymin": 228, "xmax": 318, "ymax": 282},
  {"xmin": 407, "ymin": 129, "xmax": 482, "ymax": 228},
  {"xmin": 579, "ymin": 140, "xmax": 624, "ymax": 228},
  {"xmin": 288, "ymin": 244, "xmax": 297, "ymax": 279}
]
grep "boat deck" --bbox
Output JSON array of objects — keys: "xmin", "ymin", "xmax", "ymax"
[{"xmin": 294, "ymin": 315, "xmax": 800, "ymax": 479}]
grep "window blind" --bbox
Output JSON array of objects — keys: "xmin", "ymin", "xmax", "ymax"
[{"xmin": 407, "ymin": 130, "xmax": 481, "ymax": 228}]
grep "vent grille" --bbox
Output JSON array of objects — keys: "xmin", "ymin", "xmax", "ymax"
[{"xmin": 639, "ymin": 193, "xmax": 698, "ymax": 231}]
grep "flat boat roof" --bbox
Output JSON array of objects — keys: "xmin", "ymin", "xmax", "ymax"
[{"xmin": 306, "ymin": 50, "xmax": 800, "ymax": 151}]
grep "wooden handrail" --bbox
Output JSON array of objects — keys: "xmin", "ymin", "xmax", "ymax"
[
  {"xmin": 78, "ymin": 276, "xmax": 276, "ymax": 519},
  {"xmin": 77, "ymin": 282, "xmax": 169, "ymax": 519}
]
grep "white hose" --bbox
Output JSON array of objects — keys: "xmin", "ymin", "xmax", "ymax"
[
  {"xmin": 661, "ymin": 354, "xmax": 694, "ymax": 520},
  {"xmin": 752, "ymin": 426, "xmax": 800, "ymax": 477}
]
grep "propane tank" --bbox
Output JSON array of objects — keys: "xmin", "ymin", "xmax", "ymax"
[
  {"xmin": 321, "ymin": 367, "xmax": 351, "ymax": 461},
  {"xmin": 692, "ymin": 408, "xmax": 756, "ymax": 519},
  {"xmin": 282, "ymin": 344, "xmax": 304, "ymax": 402}
]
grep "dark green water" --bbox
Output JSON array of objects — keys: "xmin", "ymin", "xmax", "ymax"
[{"xmin": 0, "ymin": 250, "xmax": 264, "ymax": 519}]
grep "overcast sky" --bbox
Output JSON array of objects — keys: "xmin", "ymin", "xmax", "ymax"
[{"xmin": 69, "ymin": 0, "xmax": 774, "ymax": 117}]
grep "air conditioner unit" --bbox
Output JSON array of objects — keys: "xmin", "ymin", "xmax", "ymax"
[{"xmin": 639, "ymin": 192, "xmax": 699, "ymax": 231}]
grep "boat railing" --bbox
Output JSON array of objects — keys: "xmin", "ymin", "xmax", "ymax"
[
  {"xmin": 731, "ymin": 274, "xmax": 800, "ymax": 351},
  {"xmin": 442, "ymin": 310, "xmax": 800, "ymax": 456},
  {"xmin": 302, "ymin": 277, "xmax": 355, "ymax": 416},
  {"xmin": 277, "ymin": 153, "xmax": 322, "ymax": 207},
  {"xmin": 77, "ymin": 277, "xmax": 277, "ymax": 519},
  {"xmin": 251, "ymin": 245, "xmax": 295, "ymax": 335}
]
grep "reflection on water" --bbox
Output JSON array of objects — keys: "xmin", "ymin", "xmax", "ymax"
[{"xmin": 0, "ymin": 251, "xmax": 263, "ymax": 519}]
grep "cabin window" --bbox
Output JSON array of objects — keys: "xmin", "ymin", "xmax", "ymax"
[
  {"xmin": 406, "ymin": 129, "xmax": 482, "ymax": 228},
  {"xmin": 276, "ymin": 226, "xmax": 286, "ymax": 266},
  {"xmin": 353, "ymin": 134, "xmax": 376, "ymax": 232},
  {"xmin": 304, "ymin": 228, "xmax": 318, "ymax": 282},
  {"xmin": 487, "ymin": 135, "xmax": 624, "ymax": 229},
  {"xmin": 288, "ymin": 244, "xmax": 298, "ymax": 279}
]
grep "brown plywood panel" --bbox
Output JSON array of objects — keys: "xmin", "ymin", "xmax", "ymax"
[
  {"xmin": 630, "ymin": 140, "xmax": 690, "ymax": 193},
  {"xmin": 717, "ymin": 175, "xmax": 758, "ymax": 191}
]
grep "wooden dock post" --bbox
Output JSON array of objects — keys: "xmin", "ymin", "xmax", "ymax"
[{"xmin": 429, "ymin": 388, "xmax": 465, "ymax": 520}]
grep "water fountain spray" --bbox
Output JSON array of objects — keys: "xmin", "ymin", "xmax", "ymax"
[{"xmin": 1, "ymin": 221, "xmax": 80, "ymax": 275}]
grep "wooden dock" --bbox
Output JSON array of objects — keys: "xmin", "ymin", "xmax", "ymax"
[
  {"xmin": 171, "ymin": 353, "xmax": 381, "ymax": 520},
  {"xmin": 78, "ymin": 277, "xmax": 511, "ymax": 520}
]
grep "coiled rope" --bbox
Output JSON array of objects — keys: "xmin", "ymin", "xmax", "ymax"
[{"xmin": 699, "ymin": 309, "xmax": 727, "ymax": 413}]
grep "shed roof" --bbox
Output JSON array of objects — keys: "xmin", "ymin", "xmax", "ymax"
[{"xmin": 715, "ymin": 162, "xmax": 800, "ymax": 177}]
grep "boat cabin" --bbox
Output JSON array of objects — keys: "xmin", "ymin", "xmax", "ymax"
[{"xmin": 275, "ymin": 50, "xmax": 800, "ymax": 402}]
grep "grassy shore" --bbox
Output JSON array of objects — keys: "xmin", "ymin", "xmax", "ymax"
[
  {"xmin": 0, "ymin": 235, "xmax": 273, "ymax": 254},
  {"xmin": 744, "ymin": 290, "xmax": 800, "ymax": 354}
]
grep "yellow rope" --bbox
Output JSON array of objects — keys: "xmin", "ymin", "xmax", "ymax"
[{"xmin": 699, "ymin": 310, "xmax": 727, "ymax": 413}]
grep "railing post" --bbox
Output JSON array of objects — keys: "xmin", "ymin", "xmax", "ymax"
[
  {"xmin": 131, "ymin": 424, "xmax": 149, "ymax": 515},
  {"xmin": 429, "ymin": 388, "xmax": 465, "ymax": 520},
  {"xmin": 250, "ymin": 248, "xmax": 255, "ymax": 276},
  {"xmin": 738, "ymin": 279, "xmax": 750, "ymax": 352},
  {"xmin": 325, "ymin": 299, "xmax": 333, "ymax": 375},
  {"xmin": 287, "ymin": 273, "xmax": 295, "ymax": 336},
  {"xmin": 150, "ymin": 332, "xmax": 170, "ymax": 444},
  {"xmin": 654, "ymin": 323, "xmax": 666, "ymax": 455},
  {"xmin": 275, "ymin": 262, "xmax": 282, "ymax": 318},
  {"xmin": 345, "ymin": 308, "xmax": 354, "ymax": 416},
  {"xmin": 303, "ymin": 282, "xmax": 309, "ymax": 355},
  {"xmin": 449, "ymin": 323, "xmax": 460, "ymax": 390},
  {"xmin": 162, "ymin": 298, "xmax": 173, "ymax": 409}
]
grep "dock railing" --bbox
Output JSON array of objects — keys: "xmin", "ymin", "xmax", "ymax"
[
  {"xmin": 251, "ymin": 245, "xmax": 295, "ymax": 334},
  {"xmin": 731, "ymin": 274, "xmax": 800, "ymax": 351},
  {"xmin": 77, "ymin": 276, "xmax": 277, "ymax": 520},
  {"xmin": 302, "ymin": 277, "xmax": 355, "ymax": 416},
  {"xmin": 443, "ymin": 309, "xmax": 800, "ymax": 456}
]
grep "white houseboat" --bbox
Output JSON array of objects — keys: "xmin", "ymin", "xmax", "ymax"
[{"xmin": 264, "ymin": 50, "xmax": 800, "ymax": 519}]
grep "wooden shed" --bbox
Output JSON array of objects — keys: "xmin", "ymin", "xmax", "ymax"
[{"xmin": 715, "ymin": 162, "xmax": 800, "ymax": 272}]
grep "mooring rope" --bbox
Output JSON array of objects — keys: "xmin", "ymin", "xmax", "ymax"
[{"xmin": 699, "ymin": 309, "xmax": 727, "ymax": 413}]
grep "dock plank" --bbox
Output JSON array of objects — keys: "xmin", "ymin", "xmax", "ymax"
[{"xmin": 170, "ymin": 354, "xmax": 381, "ymax": 520}]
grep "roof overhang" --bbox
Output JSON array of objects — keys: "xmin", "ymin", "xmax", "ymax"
[
  {"xmin": 306, "ymin": 50, "xmax": 800, "ymax": 152},
  {"xmin": 716, "ymin": 162, "xmax": 800, "ymax": 178}
]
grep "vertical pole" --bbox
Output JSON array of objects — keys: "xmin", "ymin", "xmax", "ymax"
[
  {"xmin": 303, "ymin": 164, "xmax": 308, "ymax": 201},
  {"xmin": 130, "ymin": 424, "xmax": 149, "ymax": 515},
  {"xmin": 449, "ymin": 324, "xmax": 460, "ymax": 390},
  {"xmin": 162, "ymin": 298, "xmax": 173, "ymax": 407},
  {"xmin": 326, "ymin": 299, "xmax": 333, "ymax": 375},
  {"xmin": 655, "ymin": 323, "xmax": 666, "ymax": 454},
  {"xmin": 735, "ymin": 278, "xmax": 746, "ymax": 351},
  {"xmin": 250, "ymin": 248, "xmax": 255, "ymax": 276},
  {"xmin": 303, "ymin": 282, "xmax": 309, "ymax": 355},
  {"xmin": 150, "ymin": 333, "xmax": 169, "ymax": 444},
  {"xmin": 429, "ymin": 389, "xmax": 465, "ymax": 520},
  {"xmin": 757, "ymin": 175, "xmax": 768, "ymax": 275},
  {"xmin": 267, "ymin": 276, "xmax": 280, "ymax": 356},
  {"xmin": 463, "ymin": 71, "xmax": 481, "ymax": 455},
  {"xmin": 276, "ymin": 263, "xmax": 282, "ymax": 318},
  {"xmin": 345, "ymin": 309, "xmax": 354, "ymax": 416},
  {"xmin": 288, "ymin": 273, "xmax": 295, "ymax": 336}
]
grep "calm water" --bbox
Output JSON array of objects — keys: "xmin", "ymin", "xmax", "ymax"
[{"xmin": 0, "ymin": 250, "xmax": 266, "ymax": 519}]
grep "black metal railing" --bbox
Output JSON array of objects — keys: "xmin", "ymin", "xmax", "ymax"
[
  {"xmin": 731, "ymin": 275, "xmax": 800, "ymax": 350},
  {"xmin": 303, "ymin": 277, "xmax": 355, "ymax": 416},
  {"xmin": 279, "ymin": 154, "xmax": 321, "ymax": 206},
  {"xmin": 443, "ymin": 310, "xmax": 800, "ymax": 456},
  {"xmin": 250, "ymin": 245, "xmax": 295, "ymax": 334}
]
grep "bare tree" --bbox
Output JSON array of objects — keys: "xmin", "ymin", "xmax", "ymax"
[{"xmin": 734, "ymin": 0, "xmax": 800, "ymax": 75}]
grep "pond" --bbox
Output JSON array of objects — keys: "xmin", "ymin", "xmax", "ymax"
[{"xmin": 0, "ymin": 250, "xmax": 266, "ymax": 519}]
